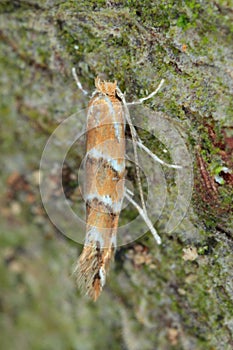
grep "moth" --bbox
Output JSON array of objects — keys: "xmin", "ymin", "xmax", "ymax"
[{"xmin": 72, "ymin": 69, "xmax": 181, "ymax": 300}]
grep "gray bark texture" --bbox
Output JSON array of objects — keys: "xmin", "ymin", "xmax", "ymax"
[{"xmin": 0, "ymin": 1, "xmax": 232, "ymax": 349}]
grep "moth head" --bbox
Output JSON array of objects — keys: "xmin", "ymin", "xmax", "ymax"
[{"xmin": 95, "ymin": 77, "xmax": 117, "ymax": 97}]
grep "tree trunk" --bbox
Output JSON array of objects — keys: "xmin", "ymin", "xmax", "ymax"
[{"xmin": 0, "ymin": 1, "xmax": 232, "ymax": 349}]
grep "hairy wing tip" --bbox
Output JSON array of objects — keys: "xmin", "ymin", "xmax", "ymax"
[{"xmin": 74, "ymin": 245, "xmax": 114, "ymax": 301}]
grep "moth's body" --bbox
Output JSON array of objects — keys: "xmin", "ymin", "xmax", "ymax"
[
  {"xmin": 72, "ymin": 72, "xmax": 169, "ymax": 301},
  {"xmin": 75, "ymin": 79, "xmax": 125, "ymax": 301}
]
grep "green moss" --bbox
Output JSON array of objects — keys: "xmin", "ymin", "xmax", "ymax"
[{"xmin": 197, "ymin": 245, "xmax": 209, "ymax": 255}]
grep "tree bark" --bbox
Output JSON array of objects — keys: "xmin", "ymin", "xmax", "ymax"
[{"xmin": 0, "ymin": 1, "xmax": 232, "ymax": 349}]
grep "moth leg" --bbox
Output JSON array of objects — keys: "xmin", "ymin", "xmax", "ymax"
[
  {"xmin": 117, "ymin": 81, "xmax": 182, "ymax": 169},
  {"xmin": 116, "ymin": 88, "xmax": 147, "ymax": 217},
  {"xmin": 125, "ymin": 188, "xmax": 162, "ymax": 245},
  {"xmin": 72, "ymin": 67, "xmax": 89, "ymax": 96},
  {"xmin": 128, "ymin": 79, "xmax": 165, "ymax": 105},
  {"xmin": 137, "ymin": 140, "xmax": 182, "ymax": 169}
]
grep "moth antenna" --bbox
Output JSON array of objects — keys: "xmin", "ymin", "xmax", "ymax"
[{"xmin": 72, "ymin": 67, "xmax": 89, "ymax": 96}]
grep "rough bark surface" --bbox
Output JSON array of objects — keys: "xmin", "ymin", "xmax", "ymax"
[{"xmin": 0, "ymin": 1, "xmax": 232, "ymax": 349}]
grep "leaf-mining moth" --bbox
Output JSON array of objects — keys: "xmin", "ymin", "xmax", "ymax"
[{"xmin": 72, "ymin": 69, "xmax": 181, "ymax": 301}]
